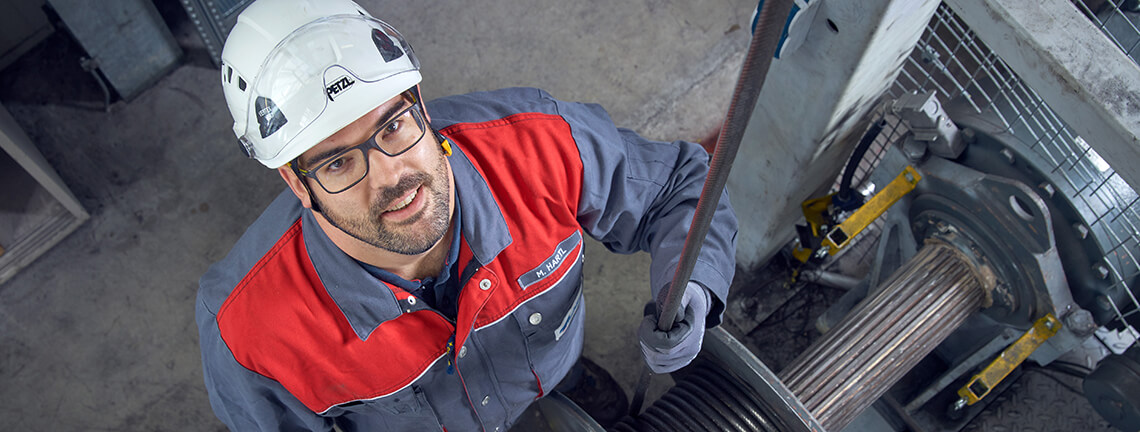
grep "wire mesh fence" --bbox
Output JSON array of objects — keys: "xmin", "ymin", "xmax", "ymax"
[
  {"xmin": 1071, "ymin": 0, "xmax": 1140, "ymax": 64},
  {"xmin": 835, "ymin": 2, "xmax": 1140, "ymax": 348}
]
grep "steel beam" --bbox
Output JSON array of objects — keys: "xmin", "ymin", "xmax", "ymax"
[{"xmin": 945, "ymin": 0, "xmax": 1140, "ymax": 194}]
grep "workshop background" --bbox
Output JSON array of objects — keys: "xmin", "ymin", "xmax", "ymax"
[{"xmin": 1, "ymin": 0, "xmax": 1138, "ymax": 431}]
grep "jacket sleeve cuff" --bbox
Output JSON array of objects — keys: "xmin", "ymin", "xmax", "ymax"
[{"xmin": 655, "ymin": 259, "xmax": 729, "ymax": 328}]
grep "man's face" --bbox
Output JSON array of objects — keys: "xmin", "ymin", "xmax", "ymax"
[{"xmin": 297, "ymin": 96, "xmax": 452, "ymax": 256}]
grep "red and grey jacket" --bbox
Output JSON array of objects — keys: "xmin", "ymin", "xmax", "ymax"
[{"xmin": 196, "ymin": 87, "xmax": 737, "ymax": 431}]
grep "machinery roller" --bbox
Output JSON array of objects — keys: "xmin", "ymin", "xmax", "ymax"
[
  {"xmin": 609, "ymin": 235, "xmax": 995, "ymax": 432},
  {"xmin": 780, "ymin": 239, "xmax": 992, "ymax": 431}
]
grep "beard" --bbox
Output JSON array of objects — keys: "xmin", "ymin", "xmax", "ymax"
[{"xmin": 315, "ymin": 151, "xmax": 452, "ymax": 256}]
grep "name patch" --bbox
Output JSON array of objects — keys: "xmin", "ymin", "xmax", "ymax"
[{"xmin": 517, "ymin": 231, "xmax": 582, "ymax": 290}]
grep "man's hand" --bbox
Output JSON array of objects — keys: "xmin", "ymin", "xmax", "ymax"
[{"xmin": 638, "ymin": 281, "xmax": 710, "ymax": 374}]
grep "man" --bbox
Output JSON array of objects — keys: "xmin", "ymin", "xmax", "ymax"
[{"xmin": 196, "ymin": 0, "xmax": 737, "ymax": 430}]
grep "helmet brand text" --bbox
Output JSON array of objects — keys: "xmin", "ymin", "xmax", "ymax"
[
  {"xmin": 257, "ymin": 105, "xmax": 277, "ymax": 119},
  {"xmin": 326, "ymin": 76, "xmax": 356, "ymax": 100}
]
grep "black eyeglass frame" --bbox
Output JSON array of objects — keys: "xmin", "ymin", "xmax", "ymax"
[{"xmin": 292, "ymin": 101, "xmax": 428, "ymax": 194}]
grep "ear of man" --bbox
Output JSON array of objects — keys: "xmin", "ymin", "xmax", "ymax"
[{"xmin": 279, "ymin": 166, "xmax": 316, "ymax": 210}]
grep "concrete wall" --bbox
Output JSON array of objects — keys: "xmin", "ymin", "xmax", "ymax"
[{"xmin": 728, "ymin": 0, "xmax": 941, "ymax": 270}]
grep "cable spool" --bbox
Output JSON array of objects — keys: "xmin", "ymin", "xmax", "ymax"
[
  {"xmin": 612, "ymin": 239, "xmax": 990, "ymax": 432},
  {"xmin": 612, "ymin": 359, "xmax": 785, "ymax": 432}
]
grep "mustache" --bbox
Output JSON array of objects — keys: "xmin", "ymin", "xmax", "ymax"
[{"xmin": 375, "ymin": 172, "xmax": 430, "ymax": 209}]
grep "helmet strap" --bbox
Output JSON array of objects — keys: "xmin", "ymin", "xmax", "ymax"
[
  {"xmin": 289, "ymin": 161, "xmax": 323, "ymax": 213},
  {"xmin": 408, "ymin": 85, "xmax": 450, "ymax": 156},
  {"xmin": 434, "ymin": 129, "xmax": 452, "ymax": 156},
  {"xmin": 305, "ymin": 186, "xmax": 323, "ymax": 213},
  {"xmin": 409, "ymin": 85, "xmax": 426, "ymax": 118}
]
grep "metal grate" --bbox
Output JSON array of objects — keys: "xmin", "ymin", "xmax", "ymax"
[
  {"xmin": 209, "ymin": 0, "xmax": 248, "ymax": 17},
  {"xmin": 181, "ymin": 0, "xmax": 255, "ymax": 67},
  {"xmin": 875, "ymin": 3, "xmax": 1140, "ymax": 349},
  {"xmin": 1071, "ymin": 0, "xmax": 1140, "ymax": 64}
]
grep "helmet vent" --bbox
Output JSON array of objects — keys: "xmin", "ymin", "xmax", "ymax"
[
  {"xmin": 372, "ymin": 29, "xmax": 404, "ymax": 62},
  {"xmin": 237, "ymin": 77, "xmax": 247, "ymax": 91}
]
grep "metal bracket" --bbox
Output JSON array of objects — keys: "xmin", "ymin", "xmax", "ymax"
[
  {"xmin": 825, "ymin": 166, "xmax": 922, "ymax": 252},
  {"xmin": 893, "ymin": 91, "xmax": 965, "ymax": 160},
  {"xmin": 956, "ymin": 314, "xmax": 1062, "ymax": 406},
  {"xmin": 793, "ymin": 165, "xmax": 922, "ymax": 262}
]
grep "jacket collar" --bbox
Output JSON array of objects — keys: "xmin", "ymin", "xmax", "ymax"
[
  {"xmin": 302, "ymin": 210, "xmax": 401, "ymax": 341},
  {"xmin": 448, "ymin": 139, "xmax": 512, "ymax": 264},
  {"xmin": 302, "ymin": 138, "xmax": 511, "ymax": 341}
]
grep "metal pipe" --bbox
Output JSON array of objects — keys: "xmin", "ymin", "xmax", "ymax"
[
  {"xmin": 779, "ymin": 240, "xmax": 988, "ymax": 431},
  {"xmin": 800, "ymin": 269, "xmax": 864, "ymax": 291},
  {"xmin": 656, "ymin": 0, "xmax": 795, "ymax": 329},
  {"xmin": 629, "ymin": 0, "xmax": 797, "ymax": 418}
]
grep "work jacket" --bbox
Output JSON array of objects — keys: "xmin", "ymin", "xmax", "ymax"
[{"xmin": 196, "ymin": 87, "xmax": 737, "ymax": 431}]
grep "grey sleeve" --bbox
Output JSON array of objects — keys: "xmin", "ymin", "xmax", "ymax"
[
  {"xmin": 197, "ymin": 297, "xmax": 334, "ymax": 432},
  {"xmin": 553, "ymin": 94, "xmax": 738, "ymax": 325}
]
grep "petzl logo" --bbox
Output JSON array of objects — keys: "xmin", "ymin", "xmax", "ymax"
[{"xmin": 326, "ymin": 75, "xmax": 355, "ymax": 100}]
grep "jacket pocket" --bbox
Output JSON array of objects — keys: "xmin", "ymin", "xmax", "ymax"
[
  {"xmin": 331, "ymin": 385, "xmax": 444, "ymax": 432},
  {"xmin": 516, "ymin": 259, "xmax": 585, "ymax": 397}
]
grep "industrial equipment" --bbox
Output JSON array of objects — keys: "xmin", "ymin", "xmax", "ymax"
[
  {"xmin": 543, "ymin": 0, "xmax": 1140, "ymax": 430},
  {"xmin": 46, "ymin": 0, "xmax": 182, "ymax": 102},
  {"xmin": 180, "ymin": 0, "xmax": 255, "ymax": 67}
]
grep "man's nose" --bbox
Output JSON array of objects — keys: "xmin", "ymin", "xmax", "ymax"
[{"xmin": 363, "ymin": 147, "xmax": 406, "ymax": 190}]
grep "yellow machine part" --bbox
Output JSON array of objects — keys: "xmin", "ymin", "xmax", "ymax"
[
  {"xmin": 801, "ymin": 194, "xmax": 833, "ymax": 238},
  {"xmin": 957, "ymin": 314, "xmax": 1063, "ymax": 405},
  {"xmin": 822, "ymin": 166, "xmax": 921, "ymax": 254},
  {"xmin": 794, "ymin": 165, "xmax": 922, "ymax": 263},
  {"xmin": 793, "ymin": 194, "xmax": 835, "ymax": 262}
]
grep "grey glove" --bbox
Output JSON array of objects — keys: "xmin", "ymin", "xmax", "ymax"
[{"xmin": 638, "ymin": 281, "xmax": 710, "ymax": 374}]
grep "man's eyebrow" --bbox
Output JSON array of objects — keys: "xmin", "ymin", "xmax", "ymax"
[
  {"xmin": 303, "ymin": 146, "xmax": 351, "ymax": 169},
  {"xmin": 375, "ymin": 100, "xmax": 409, "ymax": 132},
  {"xmin": 302, "ymin": 100, "xmax": 410, "ymax": 168}
]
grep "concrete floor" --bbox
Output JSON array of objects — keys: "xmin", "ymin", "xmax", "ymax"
[{"xmin": 0, "ymin": 0, "xmax": 754, "ymax": 429}]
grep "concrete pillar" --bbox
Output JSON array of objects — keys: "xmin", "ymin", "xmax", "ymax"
[{"xmin": 729, "ymin": 0, "xmax": 941, "ymax": 269}]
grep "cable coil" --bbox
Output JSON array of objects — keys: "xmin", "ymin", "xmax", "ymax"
[{"xmin": 611, "ymin": 359, "xmax": 791, "ymax": 432}]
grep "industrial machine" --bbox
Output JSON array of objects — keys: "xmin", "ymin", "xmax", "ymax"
[{"xmin": 538, "ymin": 0, "xmax": 1140, "ymax": 430}]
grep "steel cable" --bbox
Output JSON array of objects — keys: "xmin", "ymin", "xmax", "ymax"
[{"xmin": 612, "ymin": 359, "xmax": 784, "ymax": 432}]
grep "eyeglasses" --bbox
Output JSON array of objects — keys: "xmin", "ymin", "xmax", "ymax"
[{"xmin": 295, "ymin": 101, "xmax": 428, "ymax": 194}]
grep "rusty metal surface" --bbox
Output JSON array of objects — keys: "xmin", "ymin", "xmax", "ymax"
[{"xmin": 780, "ymin": 241, "xmax": 987, "ymax": 431}]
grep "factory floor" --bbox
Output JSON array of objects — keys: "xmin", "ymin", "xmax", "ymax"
[{"xmin": 0, "ymin": 0, "xmax": 754, "ymax": 430}]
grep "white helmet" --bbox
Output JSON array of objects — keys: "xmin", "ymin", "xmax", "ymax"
[{"xmin": 220, "ymin": 0, "xmax": 422, "ymax": 168}]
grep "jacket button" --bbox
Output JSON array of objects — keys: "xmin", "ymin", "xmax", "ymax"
[
  {"xmin": 407, "ymin": 296, "xmax": 416, "ymax": 305},
  {"xmin": 529, "ymin": 313, "xmax": 542, "ymax": 325},
  {"xmin": 479, "ymin": 279, "xmax": 491, "ymax": 290},
  {"xmin": 459, "ymin": 345, "xmax": 468, "ymax": 358},
  {"xmin": 481, "ymin": 395, "xmax": 490, "ymax": 406}
]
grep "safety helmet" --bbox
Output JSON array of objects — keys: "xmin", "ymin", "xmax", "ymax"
[{"xmin": 220, "ymin": 0, "xmax": 421, "ymax": 168}]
